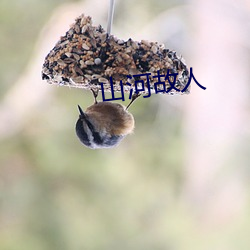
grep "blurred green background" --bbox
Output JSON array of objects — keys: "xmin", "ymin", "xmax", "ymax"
[{"xmin": 1, "ymin": 0, "xmax": 250, "ymax": 249}]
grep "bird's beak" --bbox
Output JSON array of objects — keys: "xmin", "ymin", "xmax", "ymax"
[{"xmin": 77, "ymin": 105, "xmax": 86, "ymax": 119}]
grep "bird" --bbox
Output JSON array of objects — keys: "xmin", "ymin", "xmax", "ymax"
[{"xmin": 75, "ymin": 89, "xmax": 140, "ymax": 149}]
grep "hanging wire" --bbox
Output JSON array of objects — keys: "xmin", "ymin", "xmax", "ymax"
[{"xmin": 107, "ymin": 0, "xmax": 115, "ymax": 34}]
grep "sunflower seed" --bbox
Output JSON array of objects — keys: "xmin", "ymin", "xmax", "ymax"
[
  {"xmin": 65, "ymin": 52, "xmax": 72, "ymax": 57},
  {"xmin": 82, "ymin": 43, "xmax": 90, "ymax": 50},
  {"xmin": 92, "ymin": 74, "xmax": 101, "ymax": 79},
  {"xmin": 63, "ymin": 58, "xmax": 75, "ymax": 64},
  {"xmin": 141, "ymin": 40, "xmax": 150, "ymax": 47},
  {"xmin": 75, "ymin": 24, "xmax": 80, "ymax": 34},
  {"xmin": 74, "ymin": 66, "xmax": 83, "ymax": 75},
  {"xmin": 73, "ymin": 53, "xmax": 80, "ymax": 60},
  {"xmin": 85, "ymin": 60, "xmax": 94, "ymax": 65},
  {"xmin": 151, "ymin": 45, "xmax": 158, "ymax": 54},
  {"xmin": 57, "ymin": 59, "xmax": 67, "ymax": 66},
  {"xmin": 98, "ymin": 77, "xmax": 109, "ymax": 84}
]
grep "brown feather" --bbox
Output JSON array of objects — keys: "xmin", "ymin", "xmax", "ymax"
[{"xmin": 85, "ymin": 102, "xmax": 134, "ymax": 135}]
